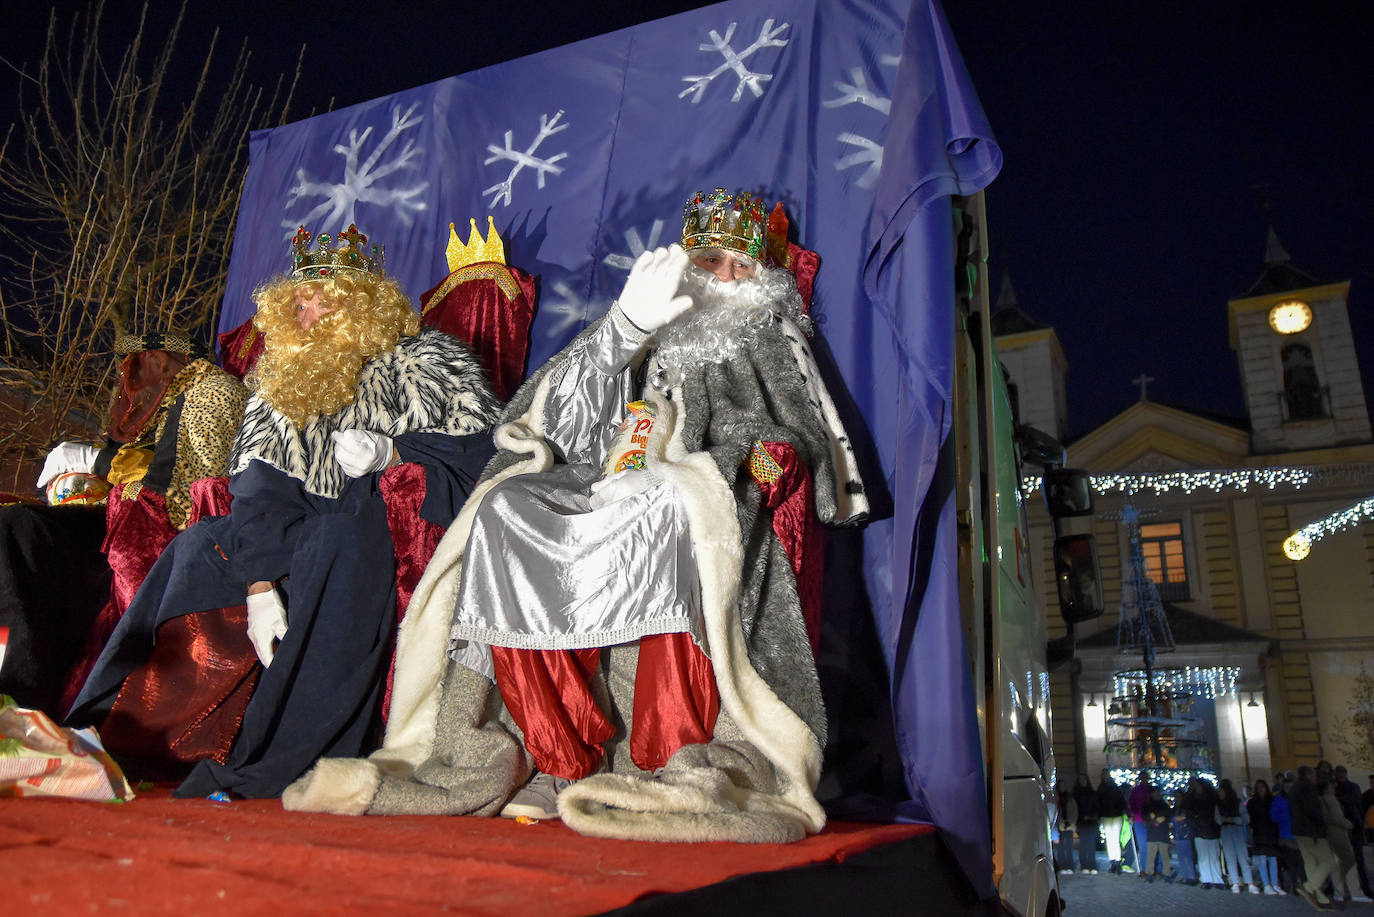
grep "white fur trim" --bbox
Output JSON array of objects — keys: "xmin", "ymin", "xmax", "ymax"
[
  {"xmin": 642, "ymin": 387, "xmax": 826, "ymax": 834},
  {"xmin": 280, "ymin": 758, "xmax": 382, "ymax": 815},
  {"xmin": 779, "ymin": 318, "xmax": 868, "ymax": 523},
  {"xmin": 373, "ymin": 379, "xmax": 555, "ymax": 773}
]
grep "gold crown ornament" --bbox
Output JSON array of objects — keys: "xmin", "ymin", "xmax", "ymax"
[
  {"xmin": 290, "ymin": 224, "xmax": 385, "ymax": 282},
  {"xmin": 681, "ymin": 188, "xmax": 773, "ymax": 264},
  {"xmin": 446, "ymin": 216, "xmax": 506, "ymax": 272}
]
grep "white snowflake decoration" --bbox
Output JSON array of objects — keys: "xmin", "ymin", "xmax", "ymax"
[
  {"xmin": 835, "ymin": 133, "xmax": 884, "ymax": 189},
  {"xmin": 679, "ymin": 19, "xmax": 790, "ymax": 104},
  {"xmin": 821, "ymin": 67, "xmax": 893, "ymax": 116},
  {"xmin": 824, "ymin": 54, "xmax": 901, "ymax": 189},
  {"xmin": 543, "ymin": 280, "xmax": 594, "ymax": 337},
  {"xmin": 483, "ymin": 111, "xmax": 570, "ymax": 209},
  {"xmin": 602, "ymin": 220, "xmax": 666, "ymax": 272},
  {"xmin": 283, "ymin": 103, "xmax": 429, "ymax": 235}
]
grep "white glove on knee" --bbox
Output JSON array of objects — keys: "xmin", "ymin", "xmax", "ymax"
[
  {"xmin": 246, "ymin": 588, "xmax": 289, "ymax": 667},
  {"xmin": 331, "ymin": 430, "xmax": 396, "ymax": 477},
  {"xmin": 616, "ymin": 244, "xmax": 693, "ymax": 333},
  {"xmin": 589, "ymin": 471, "xmax": 660, "ymax": 510},
  {"xmin": 37, "ymin": 441, "xmax": 101, "ymax": 488}
]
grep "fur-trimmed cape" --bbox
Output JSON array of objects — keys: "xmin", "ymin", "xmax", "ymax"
[
  {"xmin": 230, "ymin": 327, "xmax": 501, "ymax": 498},
  {"xmin": 285, "ymin": 310, "xmax": 864, "ymax": 843}
]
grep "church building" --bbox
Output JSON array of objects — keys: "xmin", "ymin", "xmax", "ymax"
[{"xmin": 999, "ymin": 231, "xmax": 1374, "ymax": 790}]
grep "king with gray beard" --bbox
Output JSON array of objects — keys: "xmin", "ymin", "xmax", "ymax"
[{"xmin": 284, "ymin": 191, "xmax": 868, "ymax": 846}]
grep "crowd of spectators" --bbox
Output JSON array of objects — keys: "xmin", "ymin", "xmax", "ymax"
[{"xmin": 1050, "ymin": 761, "xmax": 1374, "ymax": 910}]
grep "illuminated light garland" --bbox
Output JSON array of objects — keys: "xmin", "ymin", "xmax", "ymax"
[
  {"xmin": 1023, "ymin": 463, "xmax": 1374, "ymax": 497},
  {"xmin": 1108, "ymin": 767, "xmax": 1217, "ymax": 796},
  {"xmin": 1283, "ymin": 495, "xmax": 1374, "ymax": 561},
  {"xmin": 1023, "ymin": 467, "xmax": 1314, "ymax": 496},
  {"xmin": 1113, "ymin": 665, "xmax": 1240, "ymax": 700}
]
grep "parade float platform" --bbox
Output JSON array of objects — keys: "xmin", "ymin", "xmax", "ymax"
[{"xmin": 1, "ymin": 785, "xmax": 983, "ymax": 915}]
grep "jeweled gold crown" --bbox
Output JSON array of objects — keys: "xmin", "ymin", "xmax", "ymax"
[
  {"xmin": 290, "ymin": 224, "xmax": 385, "ymax": 282},
  {"xmin": 446, "ymin": 216, "xmax": 506, "ymax": 272},
  {"xmin": 681, "ymin": 189, "xmax": 770, "ymax": 263}
]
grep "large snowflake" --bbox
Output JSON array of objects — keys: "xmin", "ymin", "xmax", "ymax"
[
  {"xmin": 483, "ymin": 111, "xmax": 570, "ymax": 209},
  {"xmin": 823, "ymin": 54, "xmax": 901, "ymax": 189},
  {"xmin": 543, "ymin": 280, "xmax": 597, "ymax": 337},
  {"xmin": 283, "ymin": 103, "xmax": 429, "ymax": 235},
  {"xmin": 602, "ymin": 220, "xmax": 667, "ymax": 272},
  {"xmin": 679, "ymin": 19, "xmax": 790, "ymax": 104}
]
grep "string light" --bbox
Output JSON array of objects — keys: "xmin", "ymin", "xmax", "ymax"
[
  {"xmin": 1113, "ymin": 665, "xmax": 1240, "ymax": 700},
  {"xmin": 1023, "ymin": 463, "xmax": 1374, "ymax": 497},
  {"xmin": 1109, "ymin": 767, "xmax": 1217, "ymax": 796},
  {"xmin": 1283, "ymin": 495, "xmax": 1374, "ymax": 560}
]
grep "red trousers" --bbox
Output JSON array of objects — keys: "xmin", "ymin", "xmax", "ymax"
[{"xmin": 490, "ymin": 632, "xmax": 719, "ymax": 779}]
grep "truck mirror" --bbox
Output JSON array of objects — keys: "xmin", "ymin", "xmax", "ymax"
[
  {"xmin": 1015, "ymin": 424, "xmax": 1065, "ymax": 467},
  {"xmin": 1054, "ymin": 534, "xmax": 1103, "ymax": 623},
  {"xmin": 1042, "ymin": 467, "xmax": 1094, "ymax": 517}
]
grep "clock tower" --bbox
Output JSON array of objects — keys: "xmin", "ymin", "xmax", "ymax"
[{"xmin": 1227, "ymin": 228, "xmax": 1371, "ymax": 453}]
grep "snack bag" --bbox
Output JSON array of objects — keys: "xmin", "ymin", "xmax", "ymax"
[
  {"xmin": 602, "ymin": 401, "xmax": 656, "ymax": 476},
  {"xmin": 0, "ymin": 695, "xmax": 134, "ymax": 802}
]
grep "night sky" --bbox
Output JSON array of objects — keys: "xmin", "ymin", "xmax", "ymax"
[{"xmin": 3, "ymin": 1, "xmax": 1370, "ymax": 439}]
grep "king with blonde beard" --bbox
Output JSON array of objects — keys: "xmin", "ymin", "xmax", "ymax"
[{"xmin": 71, "ymin": 226, "xmax": 503, "ymax": 800}]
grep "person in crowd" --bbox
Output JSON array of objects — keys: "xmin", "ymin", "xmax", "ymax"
[
  {"xmin": 1097, "ymin": 767, "xmax": 1129, "ymax": 873},
  {"xmin": 1074, "ymin": 773, "xmax": 1101, "ymax": 874},
  {"xmin": 1322, "ymin": 777, "xmax": 1358, "ymax": 903},
  {"xmin": 68, "ymin": 225, "xmax": 503, "ymax": 798},
  {"xmin": 1291, "ymin": 764, "xmax": 1337, "ymax": 908},
  {"xmin": 1274, "ymin": 775, "xmax": 1306, "ymax": 895},
  {"xmin": 1127, "ymin": 770, "xmax": 1152, "ymax": 879},
  {"xmin": 1217, "ymin": 777, "xmax": 1258, "ymax": 893},
  {"xmin": 1055, "ymin": 780, "xmax": 1078, "ymax": 874},
  {"xmin": 1249, "ymin": 778, "xmax": 1284, "ymax": 895},
  {"xmin": 1141, "ymin": 785, "xmax": 1174, "ymax": 882},
  {"xmin": 1173, "ymin": 789, "xmax": 1199, "ymax": 885},
  {"xmin": 1334, "ymin": 765, "xmax": 1373, "ymax": 901},
  {"xmin": 1183, "ymin": 776, "xmax": 1224, "ymax": 888}
]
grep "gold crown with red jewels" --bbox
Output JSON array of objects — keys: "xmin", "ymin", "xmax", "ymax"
[
  {"xmin": 290, "ymin": 224, "xmax": 385, "ymax": 282},
  {"xmin": 681, "ymin": 188, "xmax": 790, "ymax": 267}
]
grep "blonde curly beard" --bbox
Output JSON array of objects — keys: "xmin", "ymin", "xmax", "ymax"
[{"xmin": 246, "ymin": 272, "xmax": 421, "ymax": 427}]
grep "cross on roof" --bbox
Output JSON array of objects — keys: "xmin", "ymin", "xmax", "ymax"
[{"xmin": 1132, "ymin": 372, "xmax": 1155, "ymax": 402}]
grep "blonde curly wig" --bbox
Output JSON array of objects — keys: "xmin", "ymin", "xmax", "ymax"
[{"xmin": 247, "ymin": 271, "xmax": 421, "ymax": 426}]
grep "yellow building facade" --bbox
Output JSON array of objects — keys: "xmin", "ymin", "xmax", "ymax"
[{"xmin": 997, "ymin": 243, "xmax": 1374, "ymax": 789}]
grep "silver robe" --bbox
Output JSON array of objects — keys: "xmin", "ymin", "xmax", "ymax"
[{"xmin": 448, "ymin": 309, "xmax": 703, "ymax": 668}]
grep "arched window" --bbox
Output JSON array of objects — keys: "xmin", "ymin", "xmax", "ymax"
[{"xmin": 1282, "ymin": 344, "xmax": 1324, "ymax": 420}]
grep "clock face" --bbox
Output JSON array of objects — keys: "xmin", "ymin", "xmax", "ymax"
[{"xmin": 1269, "ymin": 299, "xmax": 1313, "ymax": 334}]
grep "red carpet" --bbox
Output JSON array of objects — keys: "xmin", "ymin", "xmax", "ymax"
[{"xmin": 4, "ymin": 786, "xmax": 930, "ymax": 915}]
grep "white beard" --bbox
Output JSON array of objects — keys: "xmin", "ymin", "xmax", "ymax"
[{"xmin": 652, "ymin": 265, "xmax": 809, "ymax": 386}]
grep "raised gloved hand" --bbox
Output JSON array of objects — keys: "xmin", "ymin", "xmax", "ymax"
[
  {"xmin": 36, "ymin": 442, "xmax": 102, "ymax": 489},
  {"xmin": 246, "ymin": 587, "xmax": 289, "ymax": 667},
  {"xmin": 331, "ymin": 430, "xmax": 396, "ymax": 477},
  {"xmin": 588, "ymin": 470, "xmax": 660, "ymax": 510},
  {"xmin": 616, "ymin": 244, "xmax": 693, "ymax": 333}
]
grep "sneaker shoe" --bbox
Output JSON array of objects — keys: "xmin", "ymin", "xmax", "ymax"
[
  {"xmin": 1352, "ymin": 894, "xmax": 1374, "ymax": 903},
  {"xmin": 1264, "ymin": 886, "xmax": 1280, "ymax": 896},
  {"xmin": 1231, "ymin": 885, "xmax": 1242, "ymax": 893},
  {"xmin": 500, "ymin": 772, "xmax": 570, "ymax": 820},
  {"xmin": 1248, "ymin": 885, "xmax": 1261, "ymax": 894}
]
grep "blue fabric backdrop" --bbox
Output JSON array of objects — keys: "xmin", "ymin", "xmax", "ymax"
[{"xmin": 221, "ymin": 0, "xmax": 1002, "ymax": 896}]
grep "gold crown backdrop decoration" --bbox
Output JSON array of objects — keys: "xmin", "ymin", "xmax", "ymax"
[
  {"xmin": 446, "ymin": 216, "xmax": 506, "ymax": 273},
  {"xmin": 681, "ymin": 188, "xmax": 770, "ymax": 263},
  {"xmin": 291, "ymin": 224, "xmax": 385, "ymax": 282}
]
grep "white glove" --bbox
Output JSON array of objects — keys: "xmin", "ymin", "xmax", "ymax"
[
  {"xmin": 246, "ymin": 588, "xmax": 289, "ymax": 668},
  {"xmin": 37, "ymin": 441, "xmax": 101, "ymax": 488},
  {"xmin": 589, "ymin": 470, "xmax": 660, "ymax": 510},
  {"xmin": 617, "ymin": 244, "xmax": 693, "ymax": 333},
  {"xmin": 331, "ymin": 430, "xmax": 396, "ymax": 477}
]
